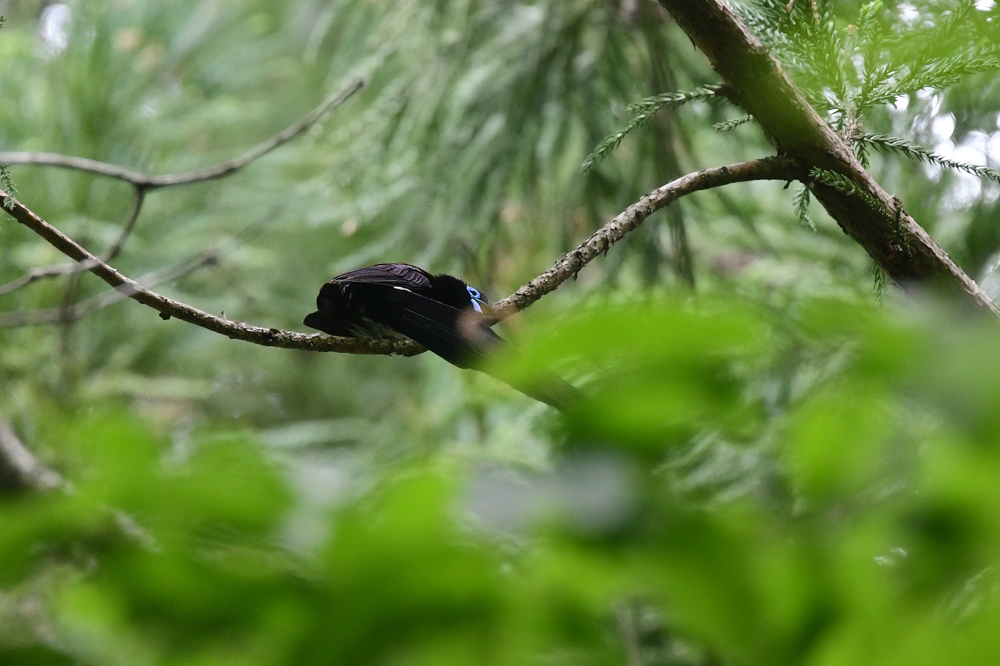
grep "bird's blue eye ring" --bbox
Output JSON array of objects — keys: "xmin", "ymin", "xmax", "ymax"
[{"xmin": 466, "ymin": 285, "xmax": 488, "ymax": 313}]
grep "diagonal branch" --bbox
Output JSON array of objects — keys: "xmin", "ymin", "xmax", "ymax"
[
  {"xmin": 0, "ymin": 78, "xmax": 365, "ymax": 190},
  {"xmin": 0, "ymin": 189, "xmax": 145, "ymax": 297},
  {"xmin": 0, "ymin": 413, "xmax": 63, "ymax": 493},
  {"xmin": 0, "ymin": 79, "xmax": 365, "ymax": 299},
  {"xmin": 1, "ymin": 188, "xmax": 412, "ymax": 354},
  {"xmin": 656, "ymin": 0, "xmax": 1000, "ymax": 317},
  {"xmin": 1, "ymin": 156, "xmax": 803, "ymax": 355},
  {"xmin": 0, "ymin": 250, "xmax": 219, "ymax": 328},
  {"xmin": 491, "ymin": 156, "xmax": 802, "ymax": 317}
]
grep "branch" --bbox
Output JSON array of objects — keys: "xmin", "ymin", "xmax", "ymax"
[
  {"xmin": 0, "ymin": 189, "xmax": 412, "ymax": 354},
  {"xmin": 0, "ymin": 251, "xmax": 219, "ymax": 327},
  {"xmin": 1, "ymin": 157, "xmax": 802, "ymax": 354},
  {"xmin": 98, "ymin": 188, "xmax": 146, "ymax": 263},
  {"xmin": 0, "ymin": 413, "xmax": 63, "ymax": 493},
  {"xmin": 0, "ymin": 79, "xmax": 364, "ymax": 189},
  {"xmin": 0, "ymin": 79, "xmax": 364, "ymax": 298},
  {"xmin": 656, "ymin": 0, "xmax": 1000, "ymax": 317},
  {"xmin": 492, "ymin": 156, "xmax": 803, "ymax": 317},
  {"xmin": 0, "ymin": 207, "xmax": 278, "ymax": 328},
  {"xmin": 0, "ymin": 189, "xmax": 145, "ymax": 297}
]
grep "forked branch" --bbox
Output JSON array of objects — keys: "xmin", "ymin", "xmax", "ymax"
[{"xmin": 0, "ymin": 78, "xmax": 364, "ymax": 297}]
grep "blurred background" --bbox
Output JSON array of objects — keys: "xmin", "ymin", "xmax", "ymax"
[{"xmin": 3, "ymin": 1, "xmax": 1000, "ymax": 664}]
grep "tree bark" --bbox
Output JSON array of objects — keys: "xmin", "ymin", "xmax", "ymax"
[{"xmin": 657, "ymin": 0, "xmax": 1000, "ymax": 316}]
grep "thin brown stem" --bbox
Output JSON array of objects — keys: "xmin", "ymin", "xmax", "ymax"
[
  {"xmin": 0, "ymin": 79, "xmax": 364, "ymax": 190},
  {"xmin": 491, "ymin": 156, "xmax": 803, "ymax": 317},
  {"xmin": 0, "ymin": 80, "xmax": 363, "ymax": 298},
  {"xmin": 0, "ymin": 207, "xmax": 279, "ymax": 328}
]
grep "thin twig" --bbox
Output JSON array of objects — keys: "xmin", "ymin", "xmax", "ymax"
[
  {"xmin": 0, "ymin": 413, "xmax": 63, "ymax": 493},
  {"xmin": 101, "ymin": 187, "xmax": 147, "ymax": 263},
  {"xmin": 490, "ymin": 155, "xmax": 803, "ymax": 317},
  {"xmin": 0, "ymin": 207, "xmax": 279, "ymax": 328},
  {"xmin": 0, "ymin": 156, "xmax": 804, "ymax": 355},
  {"xmin": 0, "ymin": 79, "xmax": 364, "ymax": 297},
  {"xmin": 0, "ymin": 189, "xmax": 410, "ymax": 354},
  {"xmin": 0, "ymin": 79, "xmax": 365, "ymax": 189},
  {"xmin": 0, "ymin": 252, "xmax": 218, "ymax": 327}
]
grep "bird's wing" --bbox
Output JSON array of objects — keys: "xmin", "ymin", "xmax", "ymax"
[
  {"xmin": 303, "ymin": 265, "xmax": 438, "ymax": 338},
  {"xmin": 305, "ymin": 278, "xmax": 584, "ymax": 410},
  {"xmin": 332, "ymin": 263, "xmax": 434, "ymax": 291},
  {"xmin": 353, "ymin": 283, "xmax": 501, "ymax": 368},
  {"xmin": 305, "ymin": 280, "xmax": 399, "ymax": 338}
]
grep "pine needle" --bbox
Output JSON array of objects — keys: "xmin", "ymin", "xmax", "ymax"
[{"xmin": 582, "ymin": 86, "xmax": 722, "ymax": 172}]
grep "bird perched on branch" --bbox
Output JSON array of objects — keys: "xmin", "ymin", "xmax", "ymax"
[{"xmin": 304, "ymin": 263, "xmax": 580, "ymax": 410}]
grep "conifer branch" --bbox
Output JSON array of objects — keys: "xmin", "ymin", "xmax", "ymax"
[
  {"xmin": 582, "ymin": 86, "xmax": 723, "ymax": 172},
  {"xmin": 856, "ymin": 133, "xmax": 1000, "ymax": 184}
]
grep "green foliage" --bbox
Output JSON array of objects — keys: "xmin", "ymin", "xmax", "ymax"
[
  {"xmin": 0, "ymin": 410, "xmax": 509, "ymax": 666},
  {"xmin": 793, "ymin": 184, "xmax": 815, "ymax": 231},
  {"xmin": 856, "ymin": 132, "xmax": 1000, "ymax": 184},
  {"xmin": 3, "ymin": 3, "xmax": 1000, "ymax": 663},
  {"xmin": 576, "ymin": 1, "xmax": 1000, "ymax": 248},
  {"xmin": 508, "ymin": 295, "xmax": 1000, "ymax": 664},
  {"xmin": 872, "ymin": 261, "xmax": 888, "ymax": 304},
  {"xmin": 7, "ymin": 297, "xmax": 1000, "ymax": 665},
  {"xmin": 739, "ymin": 1, "xmax": 1000, "ymax": 169},
  {"xmin": 740, "ymin": 0, "xmax": 1000, "ymax": 117},
  {"xmin": 809, "ymin": 166, "xmax": 887, "ymax": 215},
  {"xmin": 0, "ymin": 0, "xmax": 13, "ymax": 212},
  {"xmin": 741, "ymin": 0, "xmax": 1000, "ymax": 238},
  {"xmin": 712, "ymin": 114, "xmax": 754, "ymax": 134},
  {"xmin": 0, "ymin": 163, "xmax": 14, "ymax": 206},
  {"xmin": 582, "ymin": 86, "xmax": 722, "ymax": 173}
]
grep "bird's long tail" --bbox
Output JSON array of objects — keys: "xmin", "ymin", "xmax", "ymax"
[{"xmin": 505, "ymin": 369, "xmax": 586, "ymax": 413}]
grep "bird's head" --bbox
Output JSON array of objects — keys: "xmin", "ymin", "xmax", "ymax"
[{"xmin": 431, "ymin": 273, "xmax": 491, "ymax": 315}]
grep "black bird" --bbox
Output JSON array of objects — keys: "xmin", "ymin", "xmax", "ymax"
[
  {"xmin": 304, "ymin": 263, "xmax": 580, "ymax": 410},
  {"xmin": 303, "ymin": 263, "xmax": 497, "ymax": 367}
]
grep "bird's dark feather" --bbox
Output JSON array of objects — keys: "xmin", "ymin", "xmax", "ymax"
[
  {"xmin": 304, "ymin": 263, "xmax": 583, "ymax": 410},
  {"xmin": 339, "ymin": 282, "xmax": 497, "ymax": 368},
  {"xmin": 304, "ymin": 264, "xmax": 494, "ymax": 365},
  {"xmin": 303, "ymin": 310, "xmax": 346, "ymax": 336},
  {"xmin": 331, "ymin": 263, "xmax": 434, "ymax": 291}
]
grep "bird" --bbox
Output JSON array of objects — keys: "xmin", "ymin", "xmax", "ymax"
[
  {"xmin": 304, "ymin": 263, "xmax": 581, "ymax": 410},
  {"xmin": 303, "ymin": 263, "xmax": 497, "ymax": 368}
]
